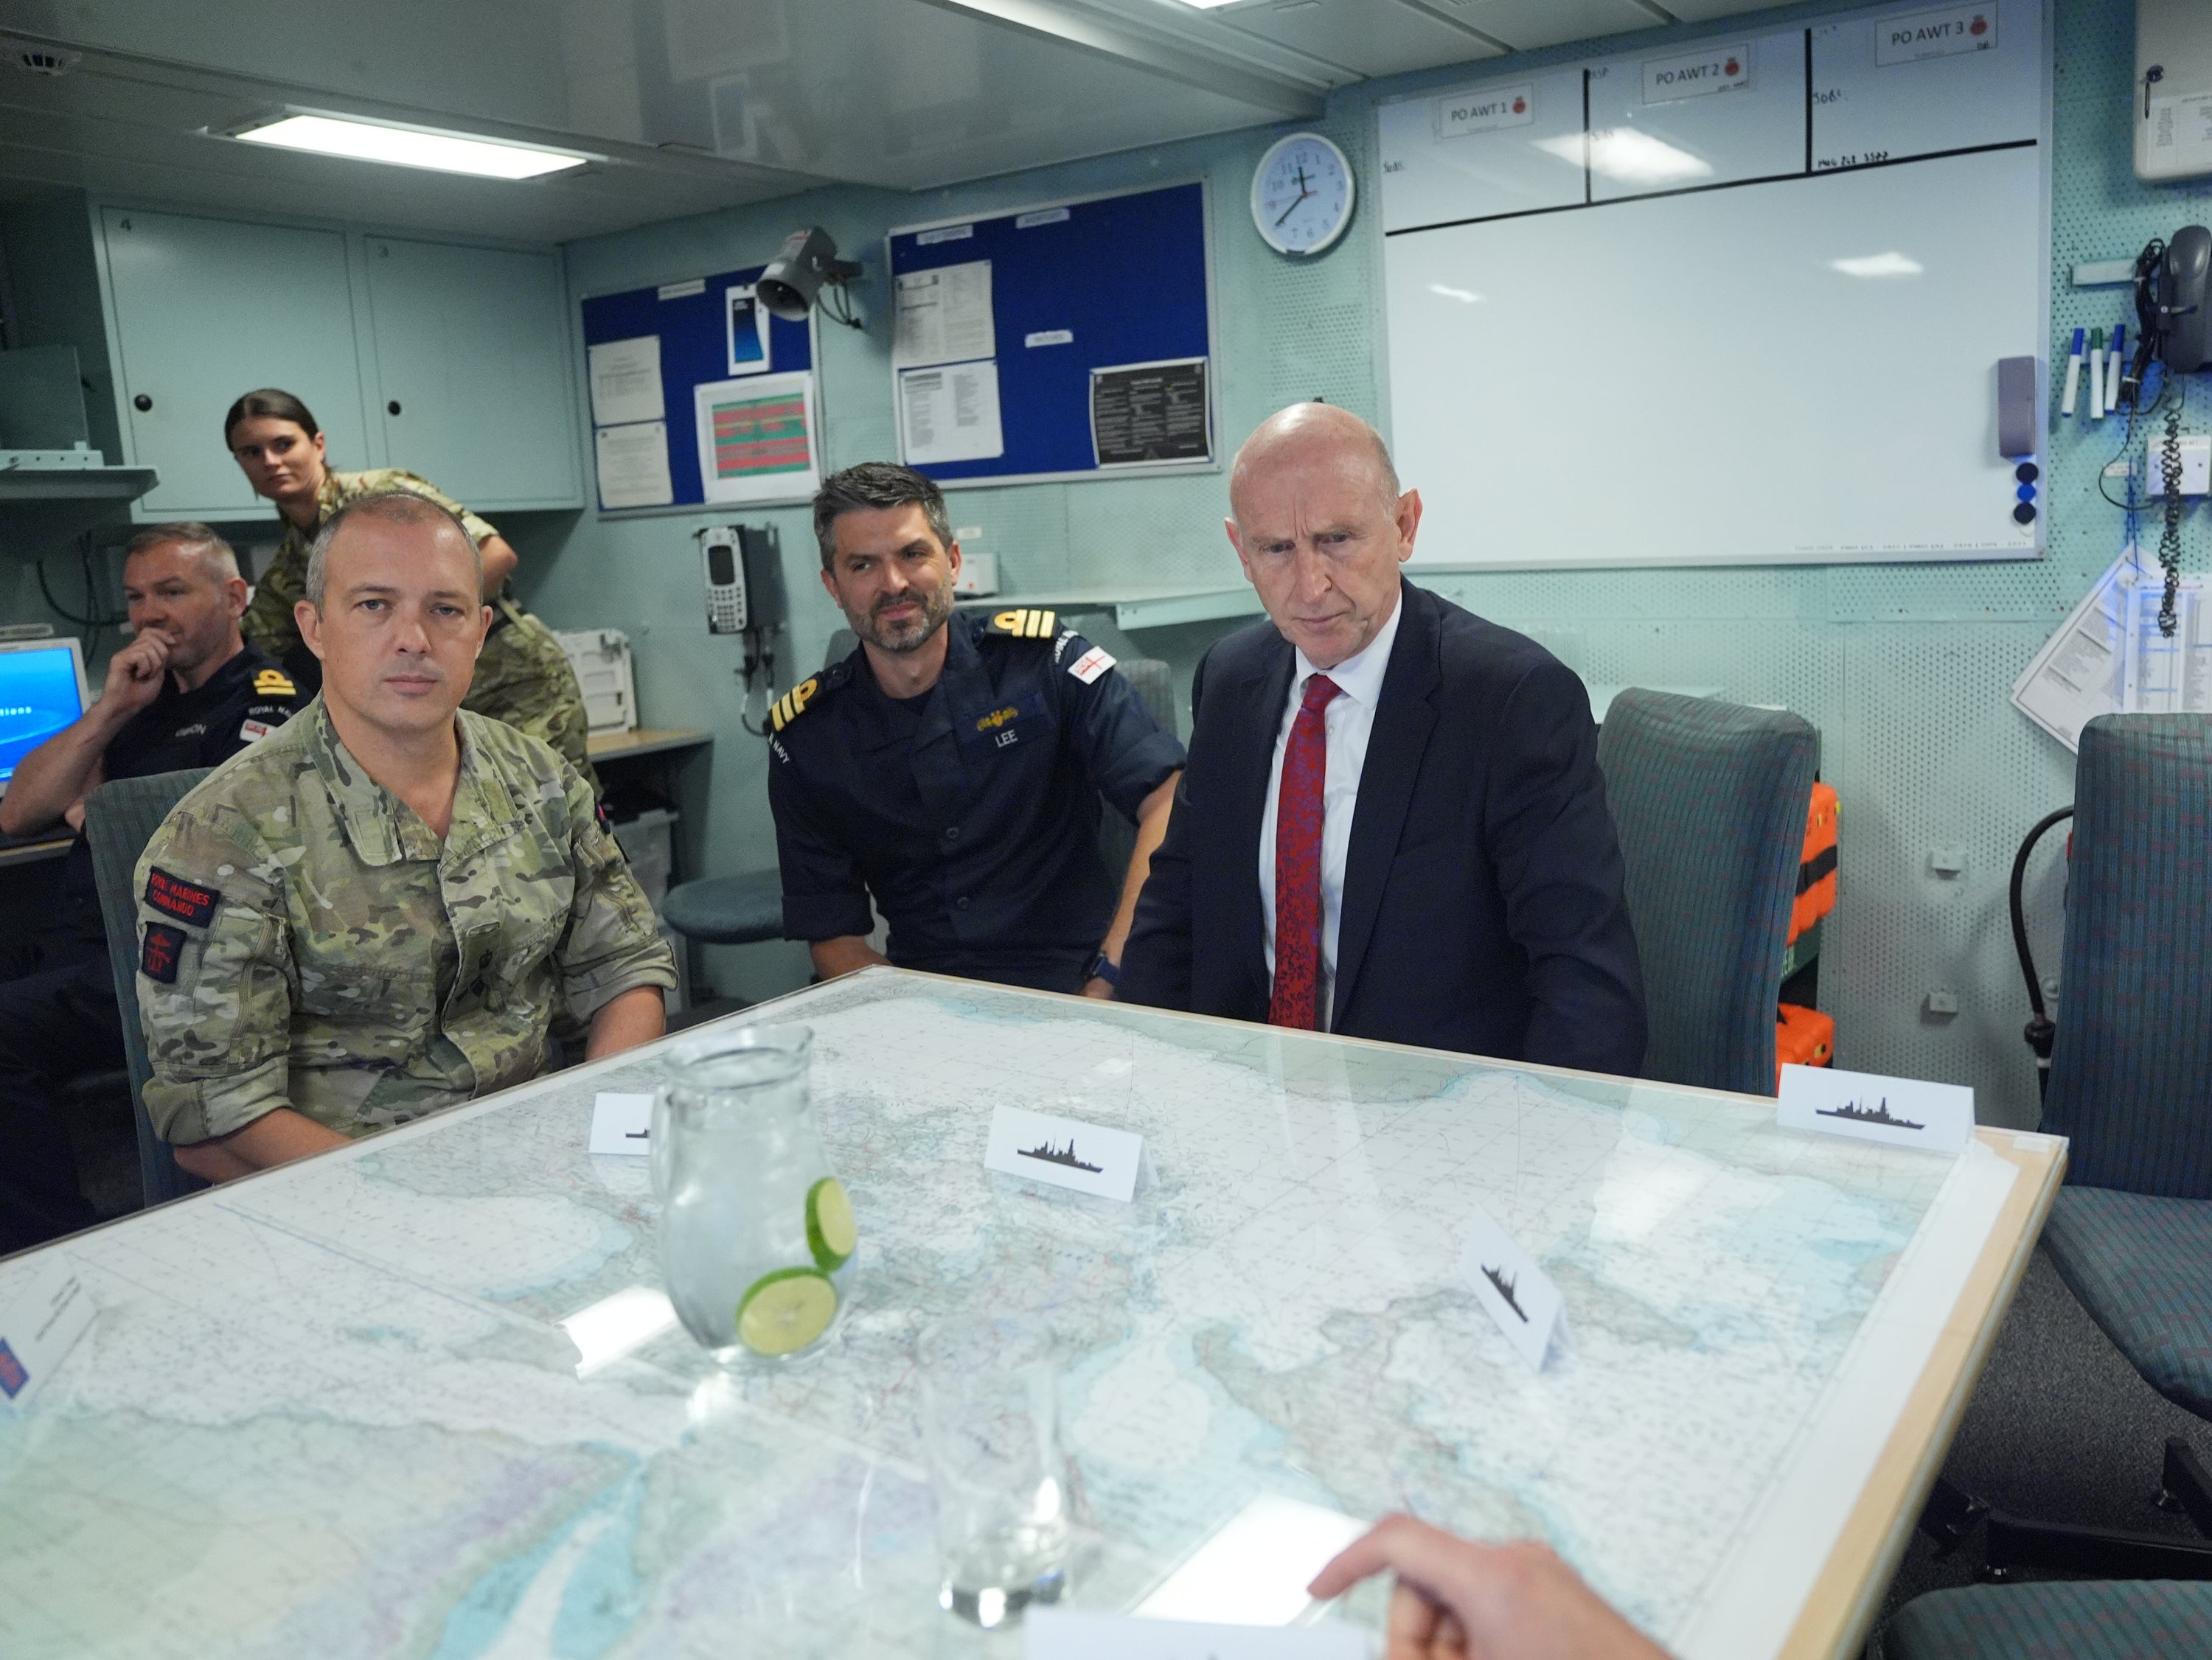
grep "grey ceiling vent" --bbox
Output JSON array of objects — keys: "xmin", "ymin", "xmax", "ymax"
[{"xmin": 0, "ymin": 38, "xmax": 81, "ymax": 77}]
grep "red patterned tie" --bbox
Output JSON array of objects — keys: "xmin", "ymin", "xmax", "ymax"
[{"xmin": 1269, "ymin": 674, "xmax": 1342, "ymax": 1030}]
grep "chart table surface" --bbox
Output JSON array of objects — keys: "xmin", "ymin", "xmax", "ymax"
[{"xmin": 0, "ymin": 969, "xmax": 2061, "ymax": 1659}]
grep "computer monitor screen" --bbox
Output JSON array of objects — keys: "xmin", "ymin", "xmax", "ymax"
[{"xmin": 0, "ymin": 638, "xmax": 88, "ymax": 795}]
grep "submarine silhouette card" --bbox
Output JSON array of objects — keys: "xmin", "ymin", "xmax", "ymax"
[
  {"xmin": 1456, "ymin": 1203, "xmax": 1565, "ymax": 1371},
  {"xmin": 1778, "ymin": 1064, "xmax": 1974, "ymax": 1154},
  {"xmin": 986, "ymin": 1103, "xmax": 1148, "ymax": 1202}
]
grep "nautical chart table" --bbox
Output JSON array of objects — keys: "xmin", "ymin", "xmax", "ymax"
[{"xmin": 0, "ymin": 969, "xmax": 2062, "ymax": 1659}]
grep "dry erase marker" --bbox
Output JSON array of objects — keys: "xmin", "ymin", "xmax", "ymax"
[
  {"xmin": 2107, "ymin": 324, "xmax": 2126, "ymax": 411},
  {"xmin": 2061, "ymin": 327, "xmax": 2085, "ymax": 416},
  {"xmin": 2089, "ymin": 327, "xmax": 2107, "ymax": 421}
]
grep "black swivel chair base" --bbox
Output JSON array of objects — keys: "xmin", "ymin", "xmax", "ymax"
[{"xmin": 1917, "ymin": 1440, "xmax": 2212, "ymax": 1581}]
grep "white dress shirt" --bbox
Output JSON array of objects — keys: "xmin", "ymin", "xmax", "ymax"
[{"xmin": 1257, "ymin": 595, "xmax": 1405, "ymax": 1030}]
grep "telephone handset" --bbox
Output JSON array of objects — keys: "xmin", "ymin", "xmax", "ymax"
[
  {"xmin": 2127, "ymin": 226, "xmax": 2210, "ymax": 637},
  {"xmin": 2130, "ymin": 225, "xmax": 2211, "ymax": 384},
  {"xmin": 695, "ymin": 523, "xmax": 789, "ymax": 732}
]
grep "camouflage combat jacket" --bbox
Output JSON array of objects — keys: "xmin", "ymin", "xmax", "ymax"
[
  {"xmin": 242, "ymin": 467, "xmax": 599, "ymax": 792},
  {"xmin": 132, "ymin": 699, "xmax": 675, "ymax": 1145}
]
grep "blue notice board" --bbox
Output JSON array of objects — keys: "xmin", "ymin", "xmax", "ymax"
[
  {"xmin": 579, "ymin": 265, "xmax": 818, "ymax": 513},
  {"xmin": 885, "ymin": 181, "xmax": 1215, "ymax": 487}
]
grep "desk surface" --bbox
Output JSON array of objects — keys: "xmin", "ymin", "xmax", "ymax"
[
  {"xmin": 0, "ymin": 970, "xmax": 2060, "ymax": 1659},
  {"xmin": 585, "ymin": 726, "xmax": 712, "ymax": 761},
  {"xmin": 0, "ymin": 831, "xmax": 71, "ymax": 868}
]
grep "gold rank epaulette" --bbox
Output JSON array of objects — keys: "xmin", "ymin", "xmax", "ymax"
[
  {"xmin": 254, "ymin": 668, "xmax": 296, "ymax": 697},
  {"xmin": 987, "ymin": 607, "xmax": 1057, "ymax": 641},
  {"xmin": 770, "ymin": 677, "xmax": 821, "ymax": 733}
]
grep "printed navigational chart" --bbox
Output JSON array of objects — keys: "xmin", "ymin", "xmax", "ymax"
[{"xmin": 1379, "ymin": 0, "xmax": 2035, "ymax": 232}]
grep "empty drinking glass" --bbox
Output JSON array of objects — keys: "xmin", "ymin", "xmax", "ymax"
[
  {"xmin": 655, "ymin": 1025, "xmax": 856, "ymax": 1367},
  {"xmin": 917, "ymin": 1314, "xmax": 1074, "ymax": 1628}
]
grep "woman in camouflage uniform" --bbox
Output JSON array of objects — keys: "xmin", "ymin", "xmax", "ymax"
[{"xmin": 223, "ymin": 387, "xmax": 599, "ymax": 795}]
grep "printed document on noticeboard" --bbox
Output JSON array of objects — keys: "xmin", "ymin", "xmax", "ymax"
[
  {"xmin": 594, "ymin": 422, "xmax": 673, "ymax": 510},
  {"xmin": 693, "ymin": 371, "xmax": 820, "ymax": 506},
  {"xmin": 897, "ymin": 360, "xmax": 1004, "ymax": 465},
  {"xmin": 2010, "ymin": 545, "xmax": 2141, "ymax": 750},
  {"xmin": 893, "ymin": 261, "xmax": 995, "ymax": 369},
  {"xmin": 2121, "ymin": 573, "xmax": 2211, "ymax": 714},
  {"xmin": 587, "ymin": 335, "xmax": 664, "ymax": 427}
]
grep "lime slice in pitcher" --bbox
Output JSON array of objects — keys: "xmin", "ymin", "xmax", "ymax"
[
  {"xmin": 735, "ymin": 1267, "xmax": 838, "ymax": 1356},
  {"xmin": 806, "ymin": 1176, "xmax": 858, "ymax": 1271}
]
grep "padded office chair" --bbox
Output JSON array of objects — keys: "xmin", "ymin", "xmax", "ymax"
[
  {"xmin": 1594, "ymin": 690, "xmax": 1818, "ymax": 1095},
  {"xmin": 1885, "ymin": 1579, "xmax": 2212, "ymax": 1660},
  {"xmin": 1946, "ymin": 713, "xmax": 2212, "ymax": 1585},
  {"xmin": 82, "ymin": 767, "xmax": 212, "ymax": 1209},
  {"xmin": 1095, "ymin": 654, "xmax": 1178, "ymax": 876},
  {"xmin": 657, "ymin": 632, "xmax": 862, "ymax": 958}
]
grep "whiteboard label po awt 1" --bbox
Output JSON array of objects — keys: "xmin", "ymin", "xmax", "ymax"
[
  {"xmin": 1875, "ymin": 4, "xmax": 1996, "ymax": 65},
  {"xmin": 1436, "ymin": 84, "xmax": 1533, "ymax": 139},
  {"xmin": 1644, "ymin": 43, "xmax": 1750, "ymax": 103}
]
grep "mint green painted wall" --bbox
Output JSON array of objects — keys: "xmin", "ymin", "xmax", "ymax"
[{"xmin": 523, "ymin": 0, "xmax": 2201, "ymax": 1126}]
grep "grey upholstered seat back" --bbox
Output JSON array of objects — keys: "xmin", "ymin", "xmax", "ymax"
[
  {"xmin": 2039, "ymin": 714, "xmax": 2212, "ymax": 1197},
  {"xmin": 1595, "ymin": 691, "xmax": 1817, "ymax": 1096},
  {"xmin": 83, "ymin": 767, "xmax": 212, "ymax": 1208},
  {"xmin": 1096, "ymin": 658, "xmax": 1178, "ymax": 877}
]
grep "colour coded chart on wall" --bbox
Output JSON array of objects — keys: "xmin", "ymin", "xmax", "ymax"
[
  {"xmin": 1379, "ymin": 0, "xmax": 2047, "ymax": 570},
  {"xmin": 579, "ymin": 266, "xmax": 820, "ymax": 514},
  {"xmin": 884, "ymin": 181, "xmax": 1217, "ymax": 487}
]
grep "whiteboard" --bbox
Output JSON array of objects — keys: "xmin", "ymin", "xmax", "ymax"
[{"xmin": 1380, "ymin": 0, "xmax": 2050, "ymax": 569}]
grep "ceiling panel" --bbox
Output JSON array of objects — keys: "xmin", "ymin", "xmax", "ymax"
[
  {"xmin": 1660, "ymin": 1, "xmax": 1809, "ymax": 18},
  {"xmin": 1217, "ymin": 0, "xmax": 1500, "ymax": 80},
  {"xmin": 1430, "ymin": 0, "xmax": 1674, "ymax": 52},
  {"xmin": 0, "ymin": 66, "xmax": 798, "ymax": 244},
  {"xmin": 1065, "ymin": 0, "xmax": 1360, "ymax": 86}
]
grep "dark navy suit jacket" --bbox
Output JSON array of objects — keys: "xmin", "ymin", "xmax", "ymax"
[{"xmin": 1119, "ymin": 579, "xmax": 1646, "ymax": 1076}]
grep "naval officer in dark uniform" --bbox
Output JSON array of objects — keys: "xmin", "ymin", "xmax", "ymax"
[
  {"xmin": 0, "ymin": 523, "xmax": 305, "ymax": 1250},
  {"xmin": 768, "ymin": 463, "xmax": 1184, "ymax": 996}
]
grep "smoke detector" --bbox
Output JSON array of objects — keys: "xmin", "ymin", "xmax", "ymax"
[{"xmin": 0, "ymin": 38, "xmax": 81, "ymax": 77}]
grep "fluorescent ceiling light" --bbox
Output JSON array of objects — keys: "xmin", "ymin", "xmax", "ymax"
[
  {"xmin": 1429, "ymin": 284, "xmax": 1484, "ymax": 304},
  {"xmin": 1829, "ymin": 251, "xmax": 1924, "ymax": 279},
  {"xmin": 1536, "ymin": 129, "xmax": 1713, "ymax": 188},
  {"xmin": 1170, "ymin": 0, "xmax": 1244, "ymax": 8},
  {"xmin": 234, "ymin": 114, "xmax": 591, "ymax": 180}
]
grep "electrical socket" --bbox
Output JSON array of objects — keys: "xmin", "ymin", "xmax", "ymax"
[{"xmin": 2142, "ymin": 432, "xmax": 2212, "ymax": 495}]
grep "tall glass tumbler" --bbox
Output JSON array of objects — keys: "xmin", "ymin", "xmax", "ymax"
[
  {"xmin": 917, "ymin": 1315, "xmax": 1074, "ymax": 1628},
  {"xmin": 655, "ymin": 1025, "xmax": 856, "ymax": 1367}
]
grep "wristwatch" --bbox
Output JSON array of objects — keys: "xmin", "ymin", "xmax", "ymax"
[{"xmin": 1085, "ymin": 949, "xmax": 1121, "ymax": 988}]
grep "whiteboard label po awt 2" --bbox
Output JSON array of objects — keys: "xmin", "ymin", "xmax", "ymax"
[
  {"xmin": 1436, "ymin": 84, "xmax": 1533, "ymax": 139},
  {"xmin": 1876, "ymin": 4, "xmax": 1995, "ymax": 65},
  {"xmin": 1644, "ymin": 43, "xmax": 1750, "ymax": 103}
]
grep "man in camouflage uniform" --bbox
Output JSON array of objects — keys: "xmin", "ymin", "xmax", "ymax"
[
  {"xmin": 134, "ymin": 492, "xmax": 672, "ymax": 1180},
  {"xmin": 241, "ymin": 466, "xmax": 600, "ymax": 795}
]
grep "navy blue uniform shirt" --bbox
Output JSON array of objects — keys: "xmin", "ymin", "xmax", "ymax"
[{"xmin": 767, "ymin": 608, "xmax": 1185, "ymax": 992}]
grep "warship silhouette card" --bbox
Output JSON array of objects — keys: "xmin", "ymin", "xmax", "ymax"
[
  {"xmin": 985, "ymin": 1103, "xmax": 1148, "ymax": 1202},
  {"xmin": 1455, "ymin": 1203, "xmax": 1565, "ymax": 1370},
  {"xmin": 588, "ymin": 1092, "xmax": 655, "ymax": 1156},
  {"xmin": 1778, "ymin": 1064, "xmax": 1974, "ymax": 1153}
]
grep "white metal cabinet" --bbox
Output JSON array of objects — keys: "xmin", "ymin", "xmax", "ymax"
[
  {"xmin": 364, "ymin": 237, "xmax": 582, "ymax": 510},
  {"xmin": 99, "ymin": 208, "xmax": 371, "ymax": 519}
]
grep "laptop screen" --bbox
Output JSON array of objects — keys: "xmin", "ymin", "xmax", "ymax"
[{"xmin": 0, "ymin": 640, "xmax": 88, "ymax": 793}]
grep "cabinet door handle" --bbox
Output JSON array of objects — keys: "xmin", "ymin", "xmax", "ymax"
[
  {"xmin": 387, "ymin": 400, "xmax": 402, "ymax": 416},
  {"xmin": 133, "ymin": 393, "xmax": 152, "ymax": 411}
]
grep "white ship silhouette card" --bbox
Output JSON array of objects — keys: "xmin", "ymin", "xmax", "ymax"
[
  {"xmin": 1456, "ymin": 1204, "xmax": 1565, "ymax": 1370},
  {"xmin": 588, "ymin": 1092, "xmax": 655, "ymax": 1156},
  {"xmin": 985, "ymin": 1104, "xmax": 1147, "ymax": 1202},
  {"xmin": 1026, "ymin": 1609, "xmax": 1365, "ymax": 1659},
  {"xmin": 1778, "ymin": 1064, "xmax": 1974, "ymax": 1154}
]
